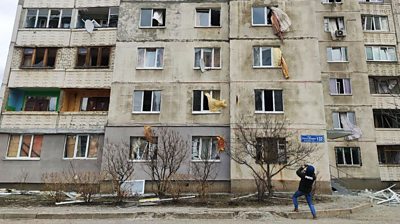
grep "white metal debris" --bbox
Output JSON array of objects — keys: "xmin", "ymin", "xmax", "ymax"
[{"xmin": 365, "ymin": 184, "xmax": 400, "ymax": 206}]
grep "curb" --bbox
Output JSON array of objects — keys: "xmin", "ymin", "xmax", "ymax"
[
  {"xmin": 278, "ymin": 203, "xmax": 373, "ymax": 219},
  {"xmin": 0, "ymin": 204, "xmax": 372, "ymax": 220}
]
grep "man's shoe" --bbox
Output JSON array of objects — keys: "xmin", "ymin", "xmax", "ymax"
[
  {"xmin": 313, "ymin": 215, "xmax": 317, "ymax": 219},
  {"xmin": 293, "ymin": 208, "xmax": 299, "ymax": 212}
]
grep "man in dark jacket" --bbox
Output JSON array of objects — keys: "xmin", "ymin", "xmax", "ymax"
[{"xmin": 292, "ymin": 164, "xmax": 317, "ymax": 219}]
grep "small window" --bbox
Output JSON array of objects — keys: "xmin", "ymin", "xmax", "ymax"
[
  {"xmin": 130, "ymin": 137, "xmax": 157, "ymax": 161},
  {"xmin": 253, "ymin": 47, "xmax": 274, "ymax": 67},
  {"xmin": 25, "ymin": 9, "xmax": 72, "ymax": 29},
  {"xmin": 373, "ymin": 109, "xmax": 400, "ymax": 128},
  {"xmin": 194, "ymin": 48, "xmax": 221, "ymax": 69},
  {"xmin": 327, "ymin": 47, "xmax": 348, "ymax": 62},
  {"xmin": 192, "ymin": 137, "xmax": 220, "ymax": 161},
  {"xmin": 24, "ymin": 96, "xmax": 58, "ymax": 111},
  {"xmin": 378, "ymin": 145, "xmax": 400, "ymax": 164},
  {"xmin": 76, "ymin": 47, "xmax": 110, "ymax": 68},
  {"xmin": 21, "ymin": 48, "xmax": 57, "ymax": 68},
  {"xmin": 133, "ymin": 90, "xmax": 161, "ymax": 113},
  {"xmin": 140, "ymin": 9, "xmax": 166, "ymax": 27},
  {"xmin": 252, "ymin": 7, "xmax": 272, "ymax": 26},
  {"xmin": 335, "ymin": 147, "xmax": 361, "ymax": 166},
  {"xmin": 80, "ymin": 97, "xmax": 109, "ymax": 111},
  {"xmin": 6, "ymin": 134, "xmax": 43, "ymax": 159},
  {"xmin": 193, "ymin": 90, "xmax": 220, "ymax": 112},
  {"xmin": 362, "ymin": 15, "xmax": 388, "ymax": 31},
  {"xmin": 365, "ymin": 46, "xmax": 397, "ymax": 62},
  {"xmin": 77, "ymin": 7, "xmax": 119, "ymax": 28},
  {"xmin": 321, "ymin": 0, "xmax": 342, "ymax": 3},
  {"xmin": 332, "ymin": 112, "xmax": 356, "ymax": 129},
  {"xmin": 324, "ymin": 17, "xmax": 345, "ymax": 32},
  {"xmin": 255, "ymin": 138, "xmax": 286, "ymax": 164},
  {"xmin": 329, "ymin": 78, "xmax": 352, "ymax": 95},
  {"xmin": 255, "ymin": 89, "xmax": 283, "ymax": 113},
  {"xmin": 369, "ymin": 76, "xmax": 400, "ymax": 94},
  {"xmin": 195, "ymin": 9, "xmax": 220, "ymax": 27},
  {"xmin": 137, "ymin": 48, "xmax": 164, "ymax": 68},
  {"xmin": 64, "ymin": 135, "xmax": 99, "ymax": 159}
]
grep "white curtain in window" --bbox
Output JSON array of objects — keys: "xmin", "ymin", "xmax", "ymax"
[
  {"xmin": 152, "ymin": 11, "xmax": 163, "ymax": 25},
  {"xmin": 340, "ymin": 113, "xmax": 362, "ymax": 140}
]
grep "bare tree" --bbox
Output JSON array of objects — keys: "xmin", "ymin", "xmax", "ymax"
[
  {"xmin": 103, "ymin": 141, "xmax": 135, "ymax": 202},
  {"xmin": 144, "ymin": 127, "xmax": 189, "ymax": 196},
  {"xmin": 230, "ymin": 115, "xmax": 319, "ymax": 201},
  {"xmin": 191, "ymin": 158, "xmax": 218, "ymax": 199}
]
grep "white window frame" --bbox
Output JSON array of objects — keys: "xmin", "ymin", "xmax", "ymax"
[
  {"xmin": 191, "ymin": 137, "xmax": 220, "ymax": 162},
  {"xmin": 137, "ymin": 48, "xmax": 164, "ymax": 69},
  {"xmin": 253, "ymin": 47, "xmax": 274, "ymax": 68},
  {"xmin": 329, "ymin": 78, "xmax": 352, "ymax": 95},
  {"xmin": 194, "ymin": 48, "xmax": 221, "ymax": 69},
  {"xmin": 327, "ymin": 47, "xmax": 348, "ymax": 62},
  {"xmin": 132, "ymin": 90, "xmax": 161, "ymax": 113},
  {"xmin": 332, "ymin": 112, "xmax": 356, "ymax": 129},
  {"xmin": 336, "ymin": 147, "xmax": 361, "ymax": 166},
  {"xmin": 139, "ymin": 8, "xmax": 166, "ymax": 28},
  {"xmin": 321, "ymin": 0, "xmax": 343, "ymax": 4},
  {"xmin": 63, "ymin": 134, "xmax": 94, "ymax": 160},
  {"xmin": 323, "ymin": 17, "xmax": 345, "ymax": 32},
  {"xmin": 365, "ymin": 46, "xmax": 397, "ymax": 62},
  {"xmin": 77, "ymin": 7, "xmax": 119, "ymax": 28},
  {"xmin": 6, "ymin": 134, "xmax": 41, "ymax": 160},
  {"xmin": 195, "ymin": 8, "xmax": 221, "ymax": 27},
  {"xmin": 25, "ymin": 9, "xmax": 72, "ymax": 29},
  {"xmin": 251, "ymin": 7, "xmax": 271, "ymax": 26},
  {"xmin": 255, "ymin": 89, "xmax": 284, "ymax": 113},
  {"xmin": 359, "ymin": 0, "xmax": 383, "ymax": 3},
  {"xmin": 129, "ymin": 137, "xmax": 157, "ymax": 162},
  {"xmin": 362, "ymin": 15, "xmax": 389, "ymax": 32},
  {"xmin": 192, "ymin": 90, "xmax": 220, "ymax": 113}
]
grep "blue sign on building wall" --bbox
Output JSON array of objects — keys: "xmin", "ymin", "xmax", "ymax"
[{"xmin": 301, "ymin": 135, "xmax": 325, "ymax": 143}]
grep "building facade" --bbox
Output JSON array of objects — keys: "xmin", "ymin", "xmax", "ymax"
[{"xmin": 0, "ymin": 0, "xmax": 399, "ymax": 192}]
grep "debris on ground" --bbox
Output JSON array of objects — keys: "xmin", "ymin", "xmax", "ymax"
[
  {"xmin": 363, "ymin": 185, "xmax": 400, "ymax": 206},
  {"xmin": 138, "ymin": 196, "xmax": 196, "ymax": 206}
]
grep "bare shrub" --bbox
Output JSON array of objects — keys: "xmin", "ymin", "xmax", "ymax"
[
  {"xmin": 41, "ymin": 172, "xmax": 68, "ymax": 203},
  {"xmin": 191, "ymin": 160, "xmax": 218, "ymax": 199}
]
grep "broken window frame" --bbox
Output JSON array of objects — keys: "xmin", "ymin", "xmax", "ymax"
[
  {"xmin": 361, "ymin": 15, "xmax": 389, "ymax": 32},
  {"xmin": 192, "ymin": 90, "xmax": 221, "ymax": 113},
  {"xmin": 194, "ymin": 48, "xmax": 221, "ymax": 69},
  {"xmin": 23, "ymin": 96, "xmax": 58, "ymax": 112},
  {"xmin": 25, "ymin": 8, "xmax": 72, "ymax": 29},
  {"xmin": 255, "ymin": 138, "xmax": 287, "ymax": 164},
  {"xmin": 139, "ymin": 8, "xmax": 166, "ymax": 28},
  {"xmin": 323, "ymin": 17, "xmax": 345, "ymax": 32},
  {"xmin": 327, "ymin": 47, "xmax": 348, "ymax": 62},
  {"xmin": 335, "ymin": 147, "xmax": 362, "ymax": 166},
  {"xmin": 192, "ymin": 137, "xmax": 220, "ymax": 161},
  {"xmin": 332, "ymin": 112, "xmax": 356, "ymax": 129},
  {"xmin": 76, "ymin": 47, "xmax": 111, "ymax": 68},
  {"xmin": 365, "ymin": 46, "xmax": 397, "ymax": 62},
  {"xmin": 129, "ymin": 137, "xmax": 158, "ymax": 161},
  {"xmin": 254, "ymin": 89, "xmax": 284, "ymax": 113},
  {"xmin": 64, "ymin": 134, "xmax": 99, "ymax": 159},
  {"xmin": 6, "ymin": 134, "xmax": 43, "ymax": 160},
  {"xmin": 329, "ymin": 78, "xmax": 352, "ymax": 95},
  {"xmin": 133, "ymin": 90, "xmax": 161, "ymax": 113},
  {"xmin": 137, "ymin": 48, "xmax": 164, "ymax": 69},
  {"xmin": 378, "ymin": 145, "xmax": 400, "ymax": 165},
  {"xmin": 373, "ymin": 109, "xmax": 400, "ymax": 128},
  {"xmin": 77, "ymin": 7, "xmax": 119, "ymax": 28},
  {"xmin": 369, "ymin": 76, "xmax": 400, "ymax": 94},
  {"xmin": 252, "ymin": 7, "xmax": 272, "ymax": 26},
  {"xmin": 195, "ymin": 8, "xmax": 221, "ymax": 27},
  {"xmin": 253, "ymin": 47, "xmax": 274, "ymax": 68},
  {"xmin": 21, "ymin": 48, "xmax": 57, "ymax": 68},
  {"xmin": 80, "ymin": 97, "xmax": 110, "ymax": 111}
]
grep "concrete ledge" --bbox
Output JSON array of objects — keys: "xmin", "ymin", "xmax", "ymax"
[{"xmin": 278, "ymin": 203, "xmax": 373, "ymax": 219}]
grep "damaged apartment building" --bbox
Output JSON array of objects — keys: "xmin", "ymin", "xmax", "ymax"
[{"xmin": 0, "ymin": 0, "xmax": 399, "ymax": 193}]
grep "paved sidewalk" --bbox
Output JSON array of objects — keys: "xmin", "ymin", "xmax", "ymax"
[{"xmin": 0, "ymin": 195, "xmax": 372, "ymax": 220}]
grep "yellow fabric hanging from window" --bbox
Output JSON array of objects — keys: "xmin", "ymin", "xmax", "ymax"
[
  {"xmin": 204, "ymin": 93, "xmax": 227, "ymax": 112},
  {"xmin": 274, "ymin": 48, "xmax": 289, "ymax": 79},
  {"xmin": 144, "ymin": 126, "xmax": 154, "ymax": 143}
]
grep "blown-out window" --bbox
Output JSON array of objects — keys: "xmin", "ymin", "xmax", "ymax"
[
  {"xmin": 22, "ymin": 48, "xmax": 57, "ymax": 68},
  {"xmin": 140, "ymin": 9, "xmax": 166, "ymax": 27},
  {"xmin": 255, "ymin": 138, "xmax": 286, "ymax": 164},
  {"xmin": 77, "ymin": 7, "xmax": 119, "ymax": 28},
  {"xmin": 130, "ymin": 137, "xmax": 158, "ymax": 161},
  {"xmin": 195, "ymin": 9, "xmax": 220, "ymax": 27},
  {"xmin": 329, "ymin": 78, "xmax": 352, "ymax": 95},
  {"xmin": 25, "ymin": 9, "xmax": 72, "ymax": 28},
  {"xmin": 362, "ymin": 15, "xmax": 388, "ymax": 31},
  {"xmin": 80, "ymin": 97, "xmax": 109, "ymax": 111},
  {"xmin": 252, "ymin": 7, "xmax": 272, "ymax": 26},
  {"xmin": 327, "ymin": 47, "xmax": 348, "ymax": 62},
  {"xmin": 194, "ymin": 48, "xmax": 221, "ymax": 69},
  {"xmin": 365, "ymin": 46, "xmax": 397, "ymax": 62},
  {"xmin": 255, "ymin": 90, "xmax": 283, "ymax": 113},
  {"xmin": 335, "ymin": 147, "xmax": 361, "ymax": 166},
  {"xmin": 332, "ymin": 112, "xmax": 356, "ymax": 129},
  {"xmin": 193, "ymin": 90, "xmax": 220, "ymax": 112},
  {"xmin": 6, "ymin": 134, "xmax": 43, "ymax": 159},
  {"xmin": 64, "ymin": 135, "xmax": 100, "ymax": 159},
  {"xmin": 192, "ymin": 137, "xmax": 220, "ymax": 161},
  {"xmin": 137, "ymin": 48, "xmax": 164, "ymax": 68},
  {"xmin": 76, "ymin": 47, "xmax": 110, "ymax": 68},
  {"xmin": 133, "ymin": 90, "xmax": 161, "ymax": 113}
]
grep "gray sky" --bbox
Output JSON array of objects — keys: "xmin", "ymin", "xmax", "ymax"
[{"xmin": 0, "ymin": 0, "xmax": 18, "ymax": 83}]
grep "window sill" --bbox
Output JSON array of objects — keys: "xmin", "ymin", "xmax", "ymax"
[
  {"xmin": 2, "ymin": 111, "xmax": 58, "ymax": 115},
  {"xmin": 136, "ymin": 67, "xmax": 164, "ymax": 70},
  {"xmin": 363, "ymin": 30, "xmax": 391, "ymax": 33},
  {"xmin": 19, "ymin": 28, "xmax": 72, "ymax": 31},
  {"xmin": 366, "ymin": 60, "xmax": 397, "ymax": 63},
  {"xmin": 139, "ymin": 26, "xmax": 166, "ymax": 29},
  {"xmin": 330, "ymin": 93, "xmax": 353, "ymax": 96},
  {"xmin": 255, "ymin": 111, "xmax": 284, "ymax": 114},
  {"xmin": 327, "ymin": 61, "xmax": 349, "ymax": 63},
  {"xmin": 379, "ymin": 164, "xmax": 400, "ymax": 167},
  {"xmin": 375, "ymin": 128, "xmax": 400, "ymax": 131},
  {"xmin": 63, "ymin": 158, "xmax": 97, "ymax": 160},
  {"xmin": 371, "ymin": 93, "xmax": 400, "ymax": 97},
  {"xmin": 132, "ymin": 112, "xmax": 161, "ymax": 114},
  {"xmin": 3, "ymin": 157, "xmax": 40, "ymax": 161},
  {"xmin": 191, "ymin": 160, "xmax": 221, "ymax": 163},
  {"xmin": 252, "ymin": 24, "xmax": 272, "ymax": 27},
  {"xmin": 129, "ymin": 160, "xmax": 151, "ymax": 163},
  {"xmin": 321, "ymin": 3, "xmax": 343, "ymax": 5},
  {"xmin": 336, "ymin": 164, "xmax": 361, "ymax": 167},
  {"xmin": 194, "ymin": 26, "xmax": 222, "ymax": 28},
  {"xmin": 73, "ymin": 27, "xmax": 118, "ymax": 31},
  {"xmin": 192, "ymin": 111, "xmax": 221, "ymax": 115},
  {"xmin": 74, "ymin": 66, "xmax": 110, "ymax": 69},
  {"xmin": 194, "ymin": 67, "xmax": 221, "ymax": 70},
  {"xmin": 19, "ymin": 66, "xmax": 55, "ymax": 69},
  {"xmin": 253, "ymin": 66, "xmax": 281, "ymax": 69}
]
